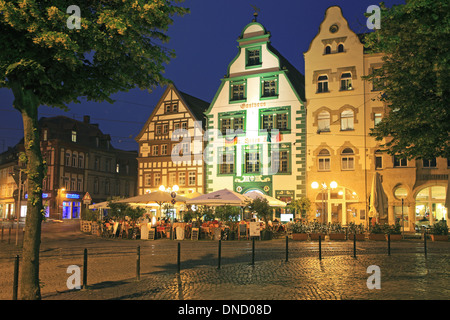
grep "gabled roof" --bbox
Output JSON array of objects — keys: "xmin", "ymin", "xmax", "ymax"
[
  {"xmin": 135, "ymin": 84, "xmax": 210, "ymax": 142},
  {"xmin": 268, "ymin": 44, "xmax": 306, "ymax": 102}
]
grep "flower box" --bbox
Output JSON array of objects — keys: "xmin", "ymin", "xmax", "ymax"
[
  {"xmin": 369, "ymin": 233, "xmax": 385, "ymax": 241},
  {"xmin": 349, "ymin": 233, "xmax": 366, "ymax": 241},
  {"xmin": 328, "ymin": 233, "xmax": 346, "ymax": 240},
  {"xmin": 386, "ymin": 234, "xmax": 402, "ymax": 241},
  {"xmin": 292, "ymin": 233, "xmax": 308, "ymax": 241},
  {"xmin": 308, "ymin": 233, "xmax": 325, "ymax": 240},
  {"xmin": 430, "ymin": 234, "xmax": 448, "ymax": 241}
]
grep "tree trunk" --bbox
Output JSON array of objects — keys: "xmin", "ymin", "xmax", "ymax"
[{"xmin": 12, "ymin": 83, "xmax": 43, "ymax": 300}]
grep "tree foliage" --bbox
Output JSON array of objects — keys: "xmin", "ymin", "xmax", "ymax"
[
  {"xmin": 364, "ymin": 0, "xmax": 449, "ymax": 159},
  {"xmin": 0, "ymin": 0, "xmax": 187, "ymax": 300}
]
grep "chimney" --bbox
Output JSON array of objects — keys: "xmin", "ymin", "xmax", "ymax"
[{"xmin": 83, "ymin": 115, "xmax": 90, "ymax": 124}]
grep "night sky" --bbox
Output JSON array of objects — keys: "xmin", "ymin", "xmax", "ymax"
[{"xmin": 0, "ymin": 0, "xmax": 405, "ymax": 152}]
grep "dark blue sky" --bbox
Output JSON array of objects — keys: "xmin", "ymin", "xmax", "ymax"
[{"xmin": 0, "ymin": 0, "xmax": 404, "ymax": 152}]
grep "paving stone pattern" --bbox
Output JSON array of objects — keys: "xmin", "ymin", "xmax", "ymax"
[{"xmin": 0, "ymin": 221, "xmax": 448, "ymax": 300}]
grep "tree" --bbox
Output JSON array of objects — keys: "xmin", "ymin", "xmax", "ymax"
[
  {"xmin": 288, "ymin": 197, "xmax": 311, "ymax": 221},
  {"xmin": 247, "ymin": 197, "xmax": 273, "ymax": 226},
  {"xmin": 0, "ymin": 0, "xmax": 187, "ymax": 299},
  {"xmin": 363, "ymin": 0, "xmax": 449, "ymax": 160}
]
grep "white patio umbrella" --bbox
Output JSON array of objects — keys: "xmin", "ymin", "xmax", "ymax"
[
  {"xmin": 368, "ymin": 172, "xmax": 388, "ymax": 224},
  {"xmin": 116, "ymin": 191, "xmax": 188, "ymax": 205},
  {"xmin": 186, "ymin": 188, "xmax": 251, "ymax": 207},
  {"xmin": 245, "ymin": 191, "xmax": 287, "ymax": 207}
]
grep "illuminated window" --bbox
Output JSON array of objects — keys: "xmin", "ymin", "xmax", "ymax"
[
  {"xmin": 71, "ymin": 130, "xmax": 77, "ymax": 142},
  {"xmin": 318, "ymin": 149, "xmax": 331, "ymax": 171},
  {"xmin": 341, "ymin": 109, "xmax": 354, "ymax": 130},
  {"xmin": 318, "ymin": 111, "xmax": 330, "ymax": 132}
]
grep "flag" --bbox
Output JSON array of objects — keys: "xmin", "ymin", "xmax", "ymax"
[
  {"xmin": 225, "ymin": 135, "xmax": 237, "ymax": 146},
  {"xmin": 267, "ymin": 130, "xmax": 282, "ymax": 142}
]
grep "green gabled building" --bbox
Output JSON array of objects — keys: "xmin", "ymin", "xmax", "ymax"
[{"xmin": 204, "ymin": 19, "xmax": 306, "ymax": 220}]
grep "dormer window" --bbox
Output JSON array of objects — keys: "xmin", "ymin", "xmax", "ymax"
[
  {"xmin": 71, "ymin": 130, "xmax": 77, "ymax": 142},
  {"xmin": 324, "ymin": 45, "xmax": 331, "ymax": 54},
  {"xmin": 338, "ymin": 44, "xmax": 344, "ymax": 52}
]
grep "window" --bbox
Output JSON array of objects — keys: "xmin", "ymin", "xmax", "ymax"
[
  {"xmin": 163, "ymin": 124, "xmax": 169, "ymax": 134},
  {"xmin": 218, "ymin": 147, "xmax": 235, "ymax": 175},
  {"xmin": 188, "ymin": 171, "xmax": 196, "ymax": 186},
  {"xmin": 318, "ymin": 149, "xmax": 331, "ymax": 171},
  {"xmin": 152, "ymin": 145, "xmax": 159, "ymax": 156},
  {"xmin": 374, "ymin": 113, "xmax": 382, "ymax": 127},
  {"xmin": 78, "ymin": 154, "xmax": 84, "ymax": 169},
  {"xmin": 341, "ymin": 109, "xmax": 354, "ymax": 130},
  {"xmin": 65, "ymin": 151, "xmax": 71, "ymax": 166},
  {"xmin": 181, "ymin": 142, "xmax": 189, "ymax": 156},
  {"xmin": 341, "ymin": 148, "xmax": 355, "ymax": 170},
  {"xmin": 244, "ymin": 148, "xmax": 260, "ymax": 174},
  {"xmin": 77, "ymin": 179, "xmax": 82, "ymax": 192},
  {"xmin": 165, "ymin": 103, "xmax": 171, "ymax": 113},
  {"xmin": 423, "ymin": 158, "xmax": 437, "ymax": 168},
  {"xmin": 230, "ymin": 80, "xmax": 246, "ymax": 101},
  {"xmin": 161, "ymin": 144, "xmax": 168, "ymax": 155},
  {"xmin": 43, "ymin": 129, "xmax": 48, "ymax": 141},
  {"xmin": 317, "ymin": 75, "xmax": 329, "ymax": 93},
  {"xmin": 154, "ymin": 173, "xmax": 161, "ymax": 187},
  {"xmin": 172, "ymin": 103, "xmax": 178, "ymax": 113},
  {"xmin": 394, "ymin": 155, "xmax": 407, "ymax": 167},
  {"xmin": 105, "ymin": 179, "xmax": 110, "ymax": 195},
  {"xmin": 94, "ymin": 178, "xmax": 99, "ymax": 194},
  {"xmin": 375, "ymin": 150, "xmax": 383, "ymax": 169},
  {"xmin": 261, "ymin": 76, "xmax": 278, "ymax": 98},
  {"xmin": 71, "ymin": 178, "xmax": 76, "ymax": 191},
  {"xmin": 144, "ymin": 174, "xmax": 152, "ymax": 186},
  {"xmin": 169, "ymin": 172, "xmax": 177, "ymax": 186},
  {"xmin": 156, "ymin": 125, "xmax": 162, "ymax": 135},
  {"xmin": 116, "ymin": 163, "xmax": 120, "ymax": 173},
  {"xmin": 178, "ymin": 172, "xmax": 186, "ymax": 186},
  {"xmin": 260, "ymin": 107, "xmax": 290, "ymax": 132},
  {"xmin": 72, "ymin": 153, "xmax": 77, "ymax": 167},
  {"xmin": 246, "ymin": 48, "xmax": 261, "ymax": 67},
  {"xmin": 338, "ymin": 44, "xmax": 344, "ymax": 52},
  {"xmin": 324, "ymin": 45, "xmax": 331, "ymax": 54},
  {"xmin": 181, "ymin": 121, "xmax": 188, "ymax": 130},
  {"xmin": 340, "ymin": 72, "xmax": 352, "ymax": 90},
  {"xmin": 317, "ymin": 111, "xmax": 330, "ymax": 132},
  {"xmin": 105, "ymin": 159, "xmax": 111, "ymax": 172},
  {"xmin": 174, "ymin": 122, "xmax": 181, "ymax": 131},
  {"xmin": 219, "ymin": 111, "xmax": 246, "ymax": 136},
  {"xmin": 71, "ymin": 130, "xmax": 77, "ymax": 142},
  {"xmin": 272, "ymin": 149, "xmax": 290, "ymax": 174}
]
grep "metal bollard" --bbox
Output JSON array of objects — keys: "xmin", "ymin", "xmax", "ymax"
[
  {"xmin": 13, "ymin": 255, "xmax": 19, "ymax": 300},
  {"xmin": 387, "ymin": 233, "xmax": 391, "ymax": 256},
  {"xmin": 83, "ymin": 248, "xmax": 88, "ymax": 289},
  {"xmin": 218, "ymin": 240, "xmax": 222, "ymax": 269},
  {"xmin": 318, "ymin": 235, "xmax": 322, "ymax": 260},
  {"xmin": 353, "ymin": 233, "xmax": 357, "ymax": 259},
  {"xmin": 136, "ymin": 246, "xmax": 141, "ymax": 281},
  {"xmin": 424, "ymin": 230, "xmax": 427, "ymax": 258},
  {"xmin": 285, "ymin": 236, "xmax": 289, "ymax": 262},
  {"xmin": 252, "ymin": 238, "xmax": 255, "ymax": 266},
  {"xmin": 177, "ymin": 242, "xmax": 181, "ymax": 273}
]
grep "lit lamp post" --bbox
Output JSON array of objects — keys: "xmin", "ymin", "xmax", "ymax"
[
  {"xmin": 57, "ymin": 188, "xmax": 65, "ymax": 221},
  {"xmin": 311, "ymin": 181, "xmax": 338, "ymax": 223}
]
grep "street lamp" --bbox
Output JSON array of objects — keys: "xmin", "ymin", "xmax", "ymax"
[{"xmin": 311, "ymin": 181, "xmax": 338, "ymax": 223}]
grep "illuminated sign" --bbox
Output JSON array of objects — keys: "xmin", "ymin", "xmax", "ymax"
[
  {"xmin": 25, "ymin": 193, "xmax": 50, "ymax": 199},
  {"xmin": 65, "ymin": 193, "xmax": 81, "ymax": 199}
]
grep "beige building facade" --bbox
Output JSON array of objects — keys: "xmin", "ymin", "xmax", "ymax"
[{"xmin": 305, "ymin": 6, "xmax": 449, "ymax": 230}]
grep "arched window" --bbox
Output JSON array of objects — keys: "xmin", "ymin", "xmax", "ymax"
[
  {"xmin": 318, "ymin": 149, "xmax": 331, "ymax": 171},
  {"xmin": 340, "ymin": 72, "xmax": 352, "ymax": 90},
  {"xmin": 340, "ymin": 109, "xmax": 354, "ymax": 130},
  {"xmin": 338, "ymin": 44, "xmax": 344, "ymax": 52},
  {"xmin": 415, "ymin": 186, "xmax": 447, "ymax": 224},
  {"xmin": 341, "ymin": 148, "xmax": 355, "ymax": 170},
  {"xmin": 317, "ymin": 111, "xmax": 330, "ymax": 132},
  {"xmin": 324, "ymin": 45, "xmax": 331, "ymax": 54},
  {"xmin": 317, "ymin": 75, "xmax": 329, "ymax": 93}
]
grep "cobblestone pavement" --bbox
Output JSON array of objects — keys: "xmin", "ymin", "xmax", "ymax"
[{"xmin": 1, "ymin": 220, "xmax": 449, "ymax": 301}]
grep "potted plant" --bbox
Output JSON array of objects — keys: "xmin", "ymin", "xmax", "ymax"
[
  {"xmin": 291, "ymin": 222, "xmax": 308, "ymax": 241},
  {"xmin": 347, "ymin": 222, "xmax": 366, "ymax": 241},
  {"xmin": 308, "ymin": 221, "xmax": 326, "ymax": 240},
  {"xmin": 328, "ymin": 222, "xmax": 346, "ymax": 240},
  {"xmin": 430, "ymin": 220, "xmax": 449, "ymax": 241},
  {"xmin": 369, "ymin": 222, "xmax": 386, "ymax": 240},
  {"xmin": 386, "ymin": 223, "xmax": 402, "ymax": 241}
]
